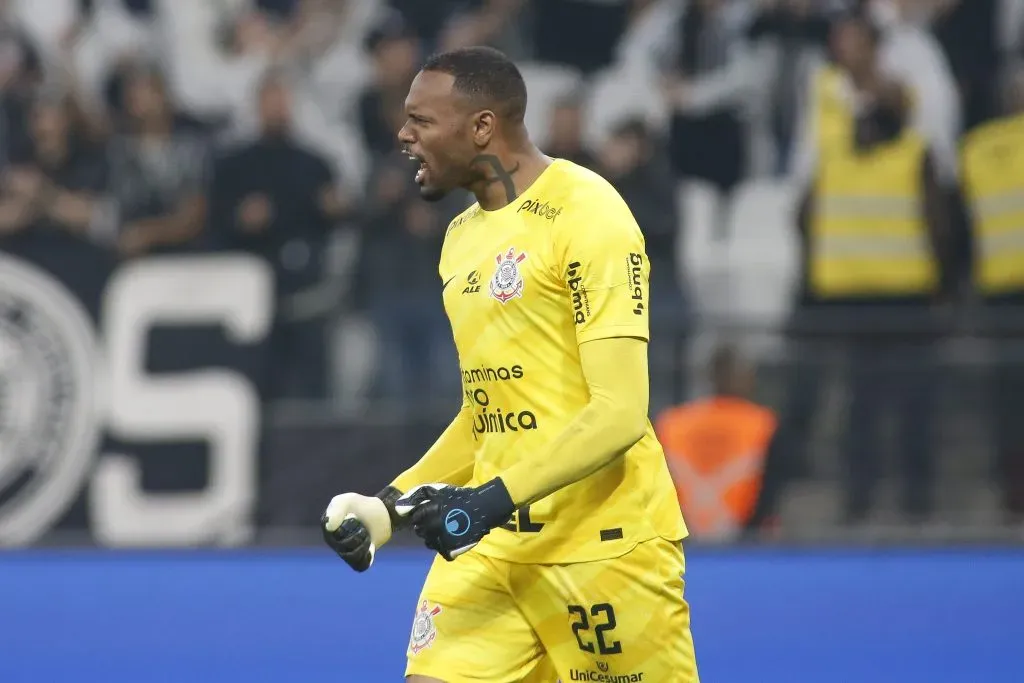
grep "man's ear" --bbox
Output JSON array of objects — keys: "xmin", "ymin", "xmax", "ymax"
[{"xmin": 473, "ymin": 110, "xmax": 496, "ymax": 147}]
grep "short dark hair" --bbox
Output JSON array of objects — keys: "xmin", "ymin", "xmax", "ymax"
[{"xmin": 421, "ymin": 46, "xmax": 527, "ymax": 122}]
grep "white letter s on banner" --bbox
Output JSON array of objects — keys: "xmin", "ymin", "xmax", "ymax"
[{"xmin": 92, "ymin": 255, "xmax": 273, "ymax": 546}]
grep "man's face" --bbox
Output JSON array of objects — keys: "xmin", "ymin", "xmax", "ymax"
[
  {"xmin": 398, "ymin": 70, "xmax": 480, "ymax": 202},
  {"xmin": 832, "ymin": 19, "xmax": 874, "ymax": 75},
  {"xmin": 125, "ymin": 74, "xmax": 167, "ymax": 122},
  {"xmin": 548, "ymin": 103, "xmax": 582, "ymax": 150},
  {"xmin": 259, "ymin": 80, "xmax": 292, "ymax": 133},
  {"xmin": 376, "ymin": 37, "xmax": 419, "ymax": 87},
  {"xmin": 30, "ymin": 101, "xmax": 67, "ymax": 145}
]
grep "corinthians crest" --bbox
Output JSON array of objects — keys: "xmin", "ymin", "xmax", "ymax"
[
  {"xmin": 489, "ymin": 247, "xmax": 528, "ymax": 304},
  {"xmin": 409, "ymin": 600, "xmax": 442, "ymax": 654}
]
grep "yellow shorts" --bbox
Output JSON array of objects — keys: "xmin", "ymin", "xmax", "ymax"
[{"xmin": 404, "ymin": 537, "xmax": 699, "ymax": 682}]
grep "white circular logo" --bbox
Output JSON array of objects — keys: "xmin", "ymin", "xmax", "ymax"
[
  {"xmin": 496, "ymin": 262, "xmax": 517, "ymax": 288},
  {"xmin": 0, "ymin": 253, "xmax": 102, "ymax": 545}
]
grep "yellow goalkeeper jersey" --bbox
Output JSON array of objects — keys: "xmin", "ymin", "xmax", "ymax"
[{"xmin": 440, "ymin": 159, "xmax": 687, "ymax": 564}]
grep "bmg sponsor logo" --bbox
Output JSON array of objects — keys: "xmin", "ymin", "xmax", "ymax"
[
  {"xmin": 626, "ymin": 253, "xmax": 644, "ymax": 316},
  {"xmin": 517, "ymin": 198, "xmax": 563, "ymax": 222},
  {"xmin": 566, "ymin": 261, "xmax": 591, "ymax": 325}
]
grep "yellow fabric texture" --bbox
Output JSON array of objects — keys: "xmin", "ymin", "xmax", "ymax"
[
  {"xmin": 391, "ymin": 395, "xmax": 476, "ymax": 494},
  {"xmin": 961, "ymin": 112, "xmax": 1024, "ymax": 295},
  {"xmin": 499, "ymin": 335, "xmax": 650, "ymax": 505},
  {"xmin": 393, "ymin": 159, "xmax": 686, "ymax": 563},
  {"xmin": 405, "ymin": 537, "xmax": 698, "ymax": 682}
]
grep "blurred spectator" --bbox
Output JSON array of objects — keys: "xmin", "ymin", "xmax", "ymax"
[
  {"xmin": 746, "ymin": 0, "xmax": 831, "ymax": 171},
  {"xmin": 656, "ymin": 344, "xmax": 784, "ymax": 542},
  {"xmin": 0, "ymin": 10, "xmax": 42, "ymax": 166},
  {"xmin": 354, "ymin": 150, "xmax": 463, "ymax": 416},
  {"xmin": 543, "ymin": 94, "xmax": 595, "ymax": 169},
  {"xmin": 155, "ymin": 0, "xmax": 281, "ymax": 126},
  {"xmin": 779, "ymin": 12, "xmax": 951, "ymax": 524},
  {"xmin": 358, "ymin": 11, "xmax": 420, "ymax": 158},
  {"xmin": 533, "ymin": 0, "xmax": 630, "ymax": 74},
  {"xmin": 662, "ymin": 0, "xmax": 759, "ymax": 235},
  {"xmin": 282, "ymin": 0, "xmax": 378, "ymax": 129},
  {"xmin": 106, "ymin": 65, "xmax": 209, "ymax": 258},
  {"xmin": 998, "ymin": 0, "xmax": 1024, "ymax": 62},
  {"xmin": 389, "ymin": 0, "xmax": 527, "ymax": 57},
  {"xmin": 386, "ymin": 0, "xmax": 467, "ymax": 51},
  {"xmin": 932, "ymin": 0, "xmax": 1000, "ymax": 132},
  {"xmin": 793, "ymin": 2, "xmax": 961, "ymax": 189},
  {"xmin": 870, "ymin": 0, "xmax": 962, "ymax": 183},
  {"xmin": 0, "ymin": 88, "xmax": 109, "ymax": 247},
  {"xmin": 60, "ymin": 0, "xmax": 160, "ymax": 118},
  {"xmin": 961, "ymin": 61, "xmax": 1024, "ymax": 520},
  {"xmin": 0, "ymin": 84, "xmax": 114, "ymax": 317},
  {"xmin": 257, "ymin": 0, "xmax": 302, "ymax": 21},
  {"xmin": 209, "ymin": 71, "xmax": 347, "ymax": 401},
  {"xmin": 597, "ymin": 118, "xmax": 687, "ymax": 412},
  {"xmin": 9, "ymin": 0, "xmax": 81, "ymax": 70}
]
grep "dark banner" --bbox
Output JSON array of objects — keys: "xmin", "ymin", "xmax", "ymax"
[
  {"xmin": 0, "ymin": 237, "xmax": 268, "ymax": 546},
  {"xmin": 0, "ymin": 236, "xmax": 450, "ymax": 547}
]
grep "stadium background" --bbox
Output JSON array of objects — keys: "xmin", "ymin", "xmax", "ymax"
[{"xmin": 0, "ymin": 0, "xmax": 1021, "ymax": 680}]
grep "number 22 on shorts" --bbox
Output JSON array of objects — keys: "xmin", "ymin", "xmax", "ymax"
[{"xmin": 568, "ymin": 603, "xmax": 622, "ymax": 655}]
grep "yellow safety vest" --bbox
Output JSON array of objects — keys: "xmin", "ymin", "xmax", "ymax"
[
  {"xmin": 961, "ymin": 112, "xmax": 1024, "ymax": 295},
  {"xmin": 810, "ymin": 132, "xmax": 936, "ymax": 298},
  {"xmin": 813, "ymin": 64, "xmax": 918, "ymax": 155}
]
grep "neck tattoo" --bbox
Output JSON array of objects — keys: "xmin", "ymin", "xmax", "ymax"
[{"xmin": 471, "ymin": 154, "xmax": 520, "ymax": 204}]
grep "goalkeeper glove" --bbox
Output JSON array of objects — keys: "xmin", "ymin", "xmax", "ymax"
[
  {"xmin": 321, "ymin": 486, "xmax": 404, "ymax": 572},
  {"xmin": 395, "ymin": 478, "xmax": 516, "ymax": 561}
]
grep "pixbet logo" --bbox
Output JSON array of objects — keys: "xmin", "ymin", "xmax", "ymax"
[{"xmin": 517, "ymin": 198, "xmax": 563, "ymax": 222}]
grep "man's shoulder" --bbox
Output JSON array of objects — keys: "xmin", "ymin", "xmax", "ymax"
[
  {"xmin": 551, "ymin": 159, "xmax": 624, "ymax": 203},
  {"xmin": 546, "ymin": 161, "xmax": 639, "ymax": 242},
  {"xmin": 520, "ymin": 160, "xmax": 630, "ymax": 224}
]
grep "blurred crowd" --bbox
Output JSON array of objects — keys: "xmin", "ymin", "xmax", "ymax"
[{"xmin": 2, "ymin": 0, "xmax": 1024, "ymax": 525}]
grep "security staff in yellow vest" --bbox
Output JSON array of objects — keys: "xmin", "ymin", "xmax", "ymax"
[
  {"xmin": 779, "ymin": 12, "xmax": 952, "ymax": 524},
  {"xmin": 961, "ymin": 66, "xmax": 1024, "ymax": 520}
]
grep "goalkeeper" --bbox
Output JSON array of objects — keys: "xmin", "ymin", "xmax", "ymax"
[{"xmin": 322, "ymin": 46, "xmax": 699, "ymax": 683}]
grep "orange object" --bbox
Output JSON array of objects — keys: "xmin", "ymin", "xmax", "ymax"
[{"xmin": 656, "ymin": 397, "xmax": 776, "ymax": 541}]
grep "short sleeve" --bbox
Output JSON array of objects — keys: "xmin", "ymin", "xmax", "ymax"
[{"xmin": 554, "ymin": 196, "xmax": 650, "ymax": 345}]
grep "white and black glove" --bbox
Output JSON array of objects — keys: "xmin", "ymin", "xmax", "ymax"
[
  {"xmin": 395, "ymin": 478, "xmax": 516, "ymax": 561},
  {"xmin": 321, "ymin": 487, "xmax": 404, "ymax": 572}
]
